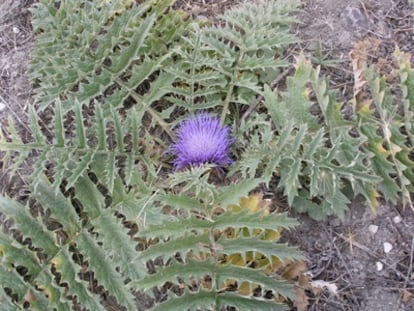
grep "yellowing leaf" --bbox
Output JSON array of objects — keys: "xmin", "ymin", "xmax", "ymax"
[
  {"xmin": 263, "ymin": 229, "xmax": 280, "ymax": 241},
  {"xmin": 374, "ymin": 142, "xmax": 390, "ymax": 155},
  {"xmin": 238, "ymin": 281, "xmax": 254, "ymax": 295},
  {"xmin": 238, "ymin": 192, "xmax": 270, "ymax": 214},
  {"xmin": 282, "ymin": 260, "xmax": 307, "ymax": 280}
]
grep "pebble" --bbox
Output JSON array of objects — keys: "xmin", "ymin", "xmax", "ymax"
[
  {"xmin": 393, "ymin": 215, "xmax": 402, "ymax": 224},
  {"xmin": 376, "ymin": 261, "xmax": 384, "ymax": 271},
  {"xmin": 383, "ymin": 242, "xmax": 393, "ymax": 253},
  {"xmin": 368, "ymin": 224, "xmax": 378, "ymax": 234}
]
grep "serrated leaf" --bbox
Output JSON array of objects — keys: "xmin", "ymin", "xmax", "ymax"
[
  {"xmin": 76, "ymin": 232, "xmax": 136, "ymax": 310},
  {"xmin": 0, "ymin": 195, "xmax": 58, "ymax": 255},
  {"xmin": 217, "ymin": 292, "xmax": 287, "ymax": 311},
  {"xmin": 52, "ymin": 245, "xmax": 104, "ymax": 311},
  {"xmin": 214, "ymin": 210, "xmax": 298, "ymax": 232},
  {"xmin": 279, "ymin": 158, "xmax": 302, "ymax": 206},
  {"xmin": 138, "ymin": 233, "xmax": 211, "ymax": 262},
  {"xmin": 138, "ymin": 216, "xmax": 210, "ymax": 240},
  {"xmin": 35, "ymin": 270, "xmax": 72, "ymax": 311},
  {"xmin": 32, "ymin": 175, "xmax": 80, "ymax": 238},
  {"xmin": 74, "ymin": 100, "xmax": 86, "ymax": 148},
  {"xmin": 0, "ymin": 230, "xmax": 42, "ymax": 278},
  {"xmin": 160, "ymin": 193, "xmax": 205, "ymax": 213},
  {"xmin": 54, "ymin": 100, "xmax": 65, "ymax": 147},
  {"xmin": 153, "ymin": 289, "xmax": 216, "ymax": 311},
  {"xmin": 28, "ymin": 105, "xmax": 45, "ymax": 145},
  {"xmin": 217, "ymin": 236, "xmax": 302, "ymax": 262},
  {"xmin": 92, "ymin": 209, "xmax": 145, "ymax": 281},
  {"xmin": 217, "ymin": 179, "xmax": 263, "ymax": 208}
]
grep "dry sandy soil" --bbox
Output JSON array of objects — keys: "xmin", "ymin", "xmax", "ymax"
[{"xmin": 0, "ymin": 0, "xmax": 413, "ymax": 310}]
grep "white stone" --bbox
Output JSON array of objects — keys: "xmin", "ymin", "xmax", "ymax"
[
  {"xmin": 393, "ymin": 215, "xmax": 402, "ymax": 224},
  {"xmin": 376, "ymin": 261, "xmax": 384, "ymax": 271},
  {"xmin": 368, "ymin": 224, "xmax": 378, "ymax": 234},
  {"xmin": 12, "ymin": 27, "xmax": 20, "ymax": 34},
  {"xmin": 383, "ymin": 242, "xmax": 393, "ymax": 253}
]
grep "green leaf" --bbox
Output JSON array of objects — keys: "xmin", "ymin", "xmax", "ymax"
[
  {"xmin": 0, "ymin": 196, "xmax": 58, "ymax": 256},
  {"xmin": 108, "ymin": 14, "xmax": 156, "ymax": 74},
  {"xmin": 160, "ymin": 193, "xmax": 205, "ymax": 213},
  {"xmin": 52, "ymin": 245, "xmax": 104, "ymax": 311},
  {"xmin": 35, "ymin": 270, "xmax": 72, "ymax": 311},
  {"xmin": 76, "ymin": 232, "xmax": 136, "ymax": 310},
  {"xmin": 91, "ymin": 209, "xmax": 145, "ymax": 281},
  {"xmin": 31, "ymin": 175, "xmax": 80, "ymax": 238},
  {"xmin": 152, "ymin": 290, "xmax": 216, "ymax": 311},
  {"xmin": 217, "ymin": 292, "xmax": 287, "ymax": 311},
  {"xmin": 217, "ymin": 179, "xmax": 263, "ymax": 208},
  {"xmin": 214, "ymin": 210, "xmax": 298, "ymax": 232},
  {"xmin": 217, "ymin": 236, "xmax": 302, "ymax": 262},
  {"xmin": 74, "ymin": 100, "xmax": 86, "ymax": 148},
  {"xmin": 0, "ymin": 230, "xmax": 42, "ymax": 278},
  {"xmin": 53, "ymin": 100, "xmax": 65, "ymax": 147},
  {"xmin": 279, "ymin": 158, "xmax": 302, "ymax": 206},
  {"xmin": 28, "ymin": 105, "xmax": 45, "ymax": 145},
  {"xmin": 138, "ymin": 233, "xmax": 211, "ymax": 262},
  {"xmin": 139, "ymin": 216, "xmax": 210, "ymax": 239}
]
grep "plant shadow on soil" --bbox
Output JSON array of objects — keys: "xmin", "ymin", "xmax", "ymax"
[{"xmin": 0, "ymin": 0, "xmax": 413, "ymax": 310}]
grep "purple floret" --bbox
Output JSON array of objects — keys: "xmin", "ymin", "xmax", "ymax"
[{"xmin": 171, "ymin": 113, "xmax": 233, "ymax": 170}]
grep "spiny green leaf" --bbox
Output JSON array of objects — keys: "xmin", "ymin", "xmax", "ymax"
[
  {"xmin": 0, "ymin": 195, "xmax": 58, "ymax": 255},
  {"xmin": 35, "ymin": 270, "xmax": 72, "ymax": 311},
  {"xmin": 0, "ymin": 230, "xmax": 42, "ymax": 278},
  {"xmin": 152, "ymin": 289, "xmax": 216, "ymax": 311},
  {"xmin": 139, "ymin": 216, "xmax": 210, "ymax": 240},
  {"xmin": 214, "ymin": 210, "xmax": 298, "ymax": 232},
  {"xmin": 217, "ymin": 236, "xmax": 302, "ymax": 262},
  {"xmin": 54, "ymin": 100, "xmax": 65, "ymax": 147},
  {"xmin": 91, "ymin": 209, "xmax": 145, "ymax": 281},
  {"xmin": 76, "ymin": 232, "xmax": 136, "ymax": 310},
  {"xmin": 74, "ymin": 100, "xmax": 86, "ymax": 149},
  {"xmin": 108, "ymin": 14, "xmax": 156, "ymax": 74},
  {"xmin": 217, "ymin": 179, "xmax": 263, "ymax": 208},
  {"xmin": 52, "ymin": 245, "xmax": 104, "ymax": 311},
  {"xmin": 32, "ymin": 175, "xmax": 80, "ymax": 238},
  {"xmin": 138, "ymin": 233, "xmax": 211, "ymax": 262},
  {"xmin": 160, "ymin": 193, "xmax": 205, "ymax": 214},
  {"xmin": 217, "ymin": 292, "xmax": 287, "ymax": 311},
  {"xmin": 216, "ymin": 264, "xmax": 294, "ymax": 299}
]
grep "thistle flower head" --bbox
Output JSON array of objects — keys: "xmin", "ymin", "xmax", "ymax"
[{"xmin": 171, "ymin": 113, "xmax": 233, "ymax": 170}]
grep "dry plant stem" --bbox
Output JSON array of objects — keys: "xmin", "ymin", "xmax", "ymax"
[
  {"xmin": 403, "ymin": 237, "xmax": 414, "ymax": 289},
  {"xmin": 239, "ymin": 66, "xmax": 292, "ymax": 127}
]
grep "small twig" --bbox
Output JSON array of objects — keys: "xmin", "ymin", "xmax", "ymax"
[
  {"xmin": 403, "ymin": 237, "xmax": 414, "ymax": 290},
  {"xmin": 238, "ymin": 66, "xmax": 292, "ymax": 127}
]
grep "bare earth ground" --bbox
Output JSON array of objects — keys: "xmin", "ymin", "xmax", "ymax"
[{"xmin": 0, "ymin": 0, "xmax": 413, "ymax": 310}]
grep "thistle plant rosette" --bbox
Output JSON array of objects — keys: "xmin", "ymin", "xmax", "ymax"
[{"xmin": 171, "ymin": 113, "xmax": 233, "ymax": 170}]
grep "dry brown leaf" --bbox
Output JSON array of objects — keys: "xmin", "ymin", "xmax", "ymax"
[
  {"xmin": 294, "ymin": 286, "xmax": 309, "ymax": 311},
  {"xmin": 310, "ymin": 280, "xmax": 338, "ymax": 295},
  {"xmin": 349, "ymin": 49, "xmax": 367, "ymax": 101},
  {"xmin": 349, "ymin": 37, "xmax": 382, "ymax": 102},
  {"xmin": 281, "ymin": 261, "xmax": 311, "ymax": 311},
  {"xmin": 402, "ymin": 289, "xmax": 413, "ymax": 303},
  {"xmin": 282, "ymin": 260, "xmax": 307, "ymax": 280}
]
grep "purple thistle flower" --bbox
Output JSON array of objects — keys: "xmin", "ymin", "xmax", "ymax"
[{"xmin": 171, "ymin": 113, "xmax": 233, "ymax": 170}]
